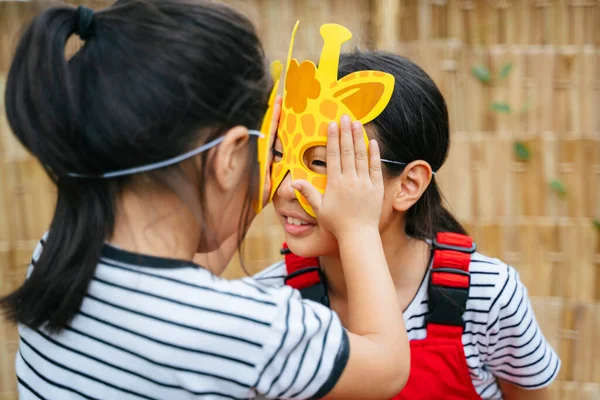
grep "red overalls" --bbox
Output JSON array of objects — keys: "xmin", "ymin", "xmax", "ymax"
[{"xmin": 282, "ymin": 233, "xmax": 481, "ymax": 400}]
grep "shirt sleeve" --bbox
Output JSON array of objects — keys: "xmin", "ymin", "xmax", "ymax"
[
  {"xmin": 483, "ymin": 266, "xmax": 561, "ymax": 389},
  {"xmin": 254, "ymin": 286, "xmax": 349, "ymax": 399},
  {"xmin": 252, "ymin": 261, "xmax": 287, "ymax": 288}
]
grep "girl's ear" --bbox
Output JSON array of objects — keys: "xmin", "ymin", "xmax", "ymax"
[
  {"xmin": 391, "ymin": 161, "xmax": 434, "ymax": 212},
  {"xmin": 210, "ymin": 126, "xmax": 251, "ymax": 192}
]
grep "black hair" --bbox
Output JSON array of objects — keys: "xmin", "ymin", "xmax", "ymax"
[
  {"xmin": 0, "ymin": 0, "xmax": 271, "ymax": 332},
  {"xmin": 338, "ymin": 51, "xmax": 467, "ymax": 240}
]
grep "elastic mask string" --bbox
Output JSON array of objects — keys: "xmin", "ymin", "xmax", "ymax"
[
  {"xmin": 380, "ymin": 159, "xmax": 437, "ymax": 175},
  {"xmin": 66, "ymin": 130, "xmax": 264, "ymax": 179}
]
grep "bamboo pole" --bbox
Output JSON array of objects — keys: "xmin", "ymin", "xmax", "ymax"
[{"xmin": 372, "ymin": 0, "xmax": 399, "ymax": 51}]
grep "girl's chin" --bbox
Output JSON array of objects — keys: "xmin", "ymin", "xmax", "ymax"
[
  {"xmin": 285, "ymin": 236, "xmax": 338, "ymax": 259},
  {"xmin": 284, "ymin": 236, "xmax": 315, "ymax": 255}
]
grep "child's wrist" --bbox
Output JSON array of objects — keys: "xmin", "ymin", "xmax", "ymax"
[{"xmin": 336, "ymin": 226, "xmax": 381, "ymax": 246}]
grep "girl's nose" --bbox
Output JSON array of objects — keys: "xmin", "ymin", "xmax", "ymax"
[{"xmin": 275, "ymin": 172, "xmax": 296, "ymax": 201}]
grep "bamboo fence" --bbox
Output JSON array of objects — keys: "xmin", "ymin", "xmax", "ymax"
[{"xmin": 1, "ymin": 1, "xmax": 599, "ymax": 399}]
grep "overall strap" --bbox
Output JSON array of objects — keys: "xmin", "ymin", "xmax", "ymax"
[
  {"xmin": 281, "ymin": 243, "xmax": 330, "ymax": 307},
  {"xmin": 425, "ymin": 232, "xmax": 476, "ymax": 338}
]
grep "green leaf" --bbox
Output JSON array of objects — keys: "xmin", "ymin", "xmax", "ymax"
[
  {"xmin": 471, "ymin": 64, "xmax": 491, "ymax": 84},
  {"xmin": 549, "ymin": 179, "xmax": 567, "ymax": 198},
  {"xmin": 593, "ymin": 218, "xmax": 600, "ymax": 230},
  {"xmin": 499, "ymin": 62, "xmax": 513, "ymax": 79},
  {"xmin": 514, "ymin": 141, "xmax": 531, "ymax": 161},
  {"xmin": 491, "ymin": 102, "xmax": 511, "ymax": 114}
]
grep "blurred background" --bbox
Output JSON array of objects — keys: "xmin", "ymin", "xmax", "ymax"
[{"xmin": 0, "ymin": 0, "xmax": 598, "ymax": 399}]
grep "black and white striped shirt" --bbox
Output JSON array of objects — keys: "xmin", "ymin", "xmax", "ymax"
[
  {"xmin": 255, "ymin": 252, "xmax": 561, "ymax": 400},
  {"xmin": 16, "ymin": 235, "xmax": 350, "ymax": 399}
]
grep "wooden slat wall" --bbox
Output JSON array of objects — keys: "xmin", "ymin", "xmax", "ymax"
[{"xmin": 1, "ymin": 1, "xmax": 599, "ymax": 399}]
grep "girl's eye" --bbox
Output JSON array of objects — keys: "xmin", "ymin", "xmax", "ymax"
[
  {"xmin": 303, "ymin": 146, "xmax": 327, "ymax": 173},
  {"xmin": 272, "ymin": 148, "xmax": 283, "ymax": 160}
]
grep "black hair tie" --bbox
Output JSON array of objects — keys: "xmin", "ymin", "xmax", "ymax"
[{"xmin": 75, "ymin": 6, "xmax": 95, "ymax": 41}]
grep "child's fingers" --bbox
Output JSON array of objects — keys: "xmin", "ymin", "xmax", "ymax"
[
  {"xmin": 267, "ymin": 106, "xmax": 281, "ymax": 154},
  {"xmin": 352, "ymin": 121, "xmax": 368, "ymax": 177},
  {"xmin": 368, "ymin": 140, "xmax": 383, "ymax": 187},
  {"xmin": 291, "ymin": 180, "xmax": 323, "ymax": 214},
  {"xmin": 339, "ymin": 114, "xmax": 356, "ymax": 174},
  {"xmin": 270, "ymin": 96, "xmax": 282, "ymax": 138},
  {"xmin": 326, "ymin": 122, "xmax": 341, "ymax": 179}
]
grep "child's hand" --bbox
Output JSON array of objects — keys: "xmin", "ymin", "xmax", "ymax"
[{"xmin": 291, "ymin": 114, "xmax": 384, "ymax": 238}]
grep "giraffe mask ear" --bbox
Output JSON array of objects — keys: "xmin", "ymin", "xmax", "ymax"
[{"xmin": 332, "ymin": 72, "xmax": 395, "ymax": 124}]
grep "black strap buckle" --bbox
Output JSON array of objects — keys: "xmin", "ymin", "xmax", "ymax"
[
  {"xmin": 432, "ymin": 238, "xmax": 477, "ymax": 254},
  {"xmin": 425, "ymin": 272, "xmax": 470, "ymax": 328},
  {"xmin": 425, "ymin": 240, "xmax": 473, "ymax": 328},
  {"xmin": 284, "ymin": 267, "xmax": 330, "ymax": 308}
]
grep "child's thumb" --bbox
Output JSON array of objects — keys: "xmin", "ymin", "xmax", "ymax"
[{"xmin": 291, "ymin": 180, "xmax": 322, "ymax": 213}]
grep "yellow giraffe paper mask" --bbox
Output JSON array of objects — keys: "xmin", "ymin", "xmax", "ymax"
[
  {"xmin": 254, "ymin": 61, "xmax": 283, "ymax": 214},
  {"xmin": 269, "ymin": 21, "xmax": 396, "ymax": 217}
]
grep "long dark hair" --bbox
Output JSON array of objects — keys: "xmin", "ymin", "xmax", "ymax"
[
  {"xmin": 339, "ymin": 51, "xmax": 466, "ymax": 240},
  {"xmin": 0, "ymin": 0, "xmax": 271, "ymax": 332}
]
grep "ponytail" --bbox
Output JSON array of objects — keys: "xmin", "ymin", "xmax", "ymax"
[
  {"xmin": 1, "ymin": 182, "xmax": 115, "ymax": 333},
  {"xmin": 0, "ymin": 6, "xmax": 114, "ymax": 332},
  {"xmin": 405, "ymin": 180, "xmax": 467, "ymax": 241}
]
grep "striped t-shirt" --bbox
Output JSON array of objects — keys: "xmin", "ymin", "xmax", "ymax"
[
  {"xmin": 16, "ymin": 235, "xmax": 349, "ymax": 399},
  {"xmin": 255, "ymin": 251, "xmax": 561, "ymax": 400}
]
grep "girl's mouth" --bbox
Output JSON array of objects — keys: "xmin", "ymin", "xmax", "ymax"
[{"xmin": 281, "ymin": 215, "xmax": 316, "ymax": 236}]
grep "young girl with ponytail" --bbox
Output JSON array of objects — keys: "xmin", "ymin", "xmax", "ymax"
[
  {"xmin": 0, "ymin": 2, "xmax": 411, "ymax": 399},
  {"xmin": 259, "ymin": 51, "xmax": 561, "ymax": 399}
]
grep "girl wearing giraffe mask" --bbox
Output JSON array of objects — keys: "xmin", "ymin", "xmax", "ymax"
[{"xmin": 258, "ymin": 24, "xmax": 560, "ymax": 400}]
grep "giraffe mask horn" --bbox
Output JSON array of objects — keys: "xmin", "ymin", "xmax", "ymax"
[{"xmin": 270, "ymin": 21, "xmax": 396, "ymax": 217}]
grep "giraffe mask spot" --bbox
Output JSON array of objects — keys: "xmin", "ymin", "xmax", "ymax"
[
  {"xmin": 319, "ymin": 99, "xmax": 338, "ymax": 120},
  {"xmin": 285, "ymin": 59, "xmax": 321, "ymax": 114},
  {"xmin": 301, "ymin": 114, "xmax": 316, "ymax": 136},
  {"xmin": 286, "ymin": 113, "xmax": 297, "ymax": 135}
]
